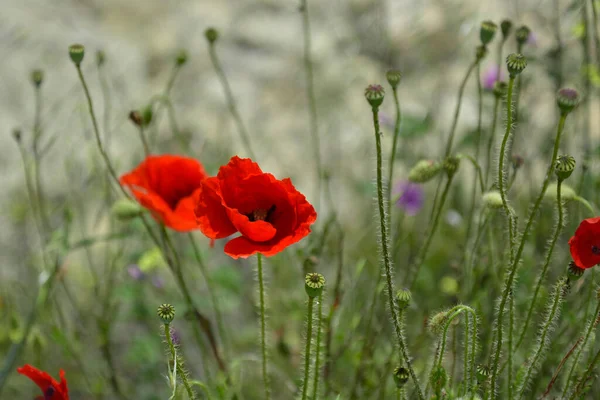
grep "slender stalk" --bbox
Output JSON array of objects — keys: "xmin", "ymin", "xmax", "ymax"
[
  {"xmin": 312, "ymin": 292, "xmax": 324, "ymax": 399},
  {"xmin": 387, "ymin": 84, "xmax": 402, "ymax": 220},
  {"xmin": 31, "ymin": 84, "xmax": 50, "ymax": 234},
  {"xmin": 300, "ymin": 0, "xmax": 323, "ymax": 210},
  {"xmin": 569, "ymin": 346, "xmax": 600, "ymax": 400},
  {"xmin": 301, "ymin": 297, "xmax": 315, "ymax": 400},
  {"xmin": 164, "ymin": 324, "xmax": 195, "ymax": 400},
  {"xmin": 137, "ymin": 124, "xmax": 150, "ymax": 157},
  {"xmin": 485, "ymin": 96, "xmax": 501, "ymax": 188},
  {"xmin": 516, "ymin": 179, "xmax": 566, "ymax": 350},
  {"xmin": 508, "ymin": 292, "xmax": 514, "ymax": 399},
  {"xmin": 370, "ymin": 108, "xmax": 424, "ymax": 399},
  {"xmin": 256, "ymin": 254, "xmax": 271, "ymax": 400},
  {"xmin": 149, "ymin": 63, "xmax": 183, "ymax": 146},
  {"xmin": 207, "ymin": 42, "xmax": 257, "ymax": 160}
]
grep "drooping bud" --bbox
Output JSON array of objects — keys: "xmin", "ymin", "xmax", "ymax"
[
  {"xmin": 96, "ymin": 50, "xmax": 106, "ymax": 67},
  {"xmin": 31, "ymin": 70, "xmax": 44, "ymax": 87},
  {"xmin": 12, "ymin": 128, "xmax": 22, "ymax": 143},
  {"xmin": 396, "ymin": 289, "xmax": 412, "ymax": 309},
  {"xmin": 408, "ymin": 160, "xmax": 442, "ymax": 183},
  {"xmin": 545, "ymin": 183, "xmax": 576, "ymax": 203},
  {"xmin": 205, "ymin": 28, "xmax": 219, "ymax": 44},
  {"xmin": 305, "ymin": 272, "xmax": 325, "ymax": 298},
  {"xmin": 393, "ymin": 366, "xmax": 409, "ymax": 388},
  {"xmin": 482, "ymin": 191, "xmax": 503, "ymax": 209},
  {"xmin": 500, "ymin": 19, "xmax": 513, "ymax": 40},
  {"xmin": 515, "ymin": 25, "xmax": 531, "ymax": 46},
  {"xmin": 556, "ymin": 88, "xmax": 580, "ymax": 115},
  {"xmin": 129, "ymin": 110, "xmax": 143, "ymax": 127},
  {"xmin": 555, "ymin": 155, "xmax": 576, "ymax": 181},
  {"xmin": 493, "ymin": 81, "xmax": 507, "ymax": 98},
  {"xmin": 480, "ymin": 21, "xmax": 498, "ymax": 45},
  {"xmin": 430, "ymin": 366, "xmax": 448, "ymax": 392},
  {"xmin": 111, "ymin": 198, "xmax": 144, "ymax": 221},
  {"xmin": 428, "ymin": 311, "xmax": 448, "ymax": 335},
  {"xmin": 475, "ymin": 45, "xmax": 488, "ymax": 61},
  {"xmin": 386, "ymin": 70, "xmax": 402, "ymax": 90},
  {"xmin": 176, "ymin": 50, "xmax": 188, "ymax": 66},
  {"xmin": 506, "ymin": 53, "xmax": 527, "ymax": 78},
  {"xmin": 364, "ymin": 84, "xmax": 385, "ymax": 109},
  {"xmin": 157, "ymin": 304, "xmax": 175, "ymax": 324},
  {"xmin": 443, "ymin": 156, "xmax": 461, "ymax": 178},
  {"xmin": 68, "ymin": 44, "xmax": 85, "ymax": 66},
  {"xmin": 568, "ymin": 261, "xmax": 585, "ymax": 281}
]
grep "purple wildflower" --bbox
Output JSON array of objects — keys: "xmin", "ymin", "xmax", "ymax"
[
  {"xmin": 394, "ymin": 181, "xmax": 424, "ymax": 216},
  {"xmin": 127, "ymin": 264, "xmax": 144, "ymax": 280},
  {"xmin": 482, "ymin": 65, "xmax": 506, "ymax": 90}
]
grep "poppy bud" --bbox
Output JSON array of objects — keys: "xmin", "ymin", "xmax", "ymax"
[
  {"xmin": 129, "ymin": 110, "xmax": 143, "ymax": 127},
  {"xmin": 393, "ymin": 366, "xmax": 409, "ymax": 388},
  {"xmin": 364, "ymin": 84, "xmax": 385, "ymax": 109},
  {"xmin": 568, "ymin": 261, "xmax": 585, "ymax": 281},
  {"xmin": 396, "ymin": 288, "xmax": 411, "ymax": 309},
  {"xmin": 482, "ymin": 191, "xmax": 503, "ymax": 209},
  {"xmin": 477, "ymin": 364, "xmax": 490, "ymax": 383},
  {"xmin": 175, "ymin": 50, "xmax": 188, "ymax": 66},
  {"xmin": 556, "ymin": 88, "xmax": 580, "ymax": 115},
  {"xmin": 430, "ymin": 366, "xmax": 447, "ymax": 391},
  {"xmin": 493, "ymin": 81, "xmax": 507, "ymax": 98},
  {"xmin": 408, "ymin": 160, "xmax": 442, "ymax": 183},
  {"xmin": 31, "ymin": 70, "xmax": 44, "ymax": 87},
  {"xmin": 157, "ymin": 303, "xmax": 175, "ymax": 324},
  {"xmin": 205, "ymin": 27, "xmax": 219, "ymax": 44},
  {"xmin": 506, "ymin": 53, "xmax": 527, "ymax": 78},
  {"xmin": 96, "ymin": 50, "xmax": 106, "ymax": 67},
  {"xmin": 500, "ymin": 19, "xmax": 513, "ymax": 40},
  {"xmin": 480, "ymin": 20, "xmax": 498, "ymax": 45},
  {"xmin": 444, "ymin": 156, "xmax": 461, "ymax": 178},
  {"xmin": 475, "ymin": 45, "xmax": 488, "ymax": 61},
  {"xmin": 545, "ymin": 183, "xmax": 576, "ymax": 203},
  {"xmin": 555, "ymin": 155, "xmax": 576, "ymax": 181},
  {"xmin": 111, "ymin": 198, "xmax": 144, "ymax": 221},
  {"xmin": 305, "ymin": 272, "xmax": 325, "ymax": 298},
  {"xmin": 386, "ymin": 70, "xmax": 402, "ymax": 90},
  {"xmin": 428, "ymin": 311, "xmax": 448, "ymax": 335},
  {"xmin": 68, "ymin": 44, "xmax": 85, "ymax": 66},
  {"xmin": 12, "ymin": 128, "xmax": 22, "ymax": 143},
  {"xmin": 515, "ymin": 25, "xmax": 531, "ymax": 46}
]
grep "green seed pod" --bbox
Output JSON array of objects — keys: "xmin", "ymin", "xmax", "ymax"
[
  {"xmin": 142, "ymin": 104, "xmax": 153, "ymax": 126},
  {"xmin": 568, "ymin": 261, "xmax": 585, "ymax": 281},
  {"xmin": 31, "ymin": 70, "xmax": 44, "ymax": 87},
  {"xmin": 305, "ymin": 272, "xmax": 325, "ymax": 298},
  {"xmin": 443, "ymin": 156, "xmax": 461, "ymax": 178},
  {"xmin": 475, "ymin": 45, "xmax": 488, "ymax": 61},
  {"xmin": 68, "ymin": 44, "xmax": 85, "ymax": 66},
  {"xmin": 205, "ymin": 27, "xmax": 219, "ymax": 44},
  {"xmin": 386, "ymin": 70, "xmax": 402, "ymax": 90},
  {"xmin": 111, "ymin": 198, "xmax": 143, "ymax": 221},
  {"xmin": 500, "ymin": 19, "xmax": 513, "ymax": 40},
  {"xmin": 393, "ymin": 366, "xmax": 409, "ymax": 388},
  {"xmin": 482, "ymin": 191, "xmax": 503, "ymax": 209},
  {"xmin": 477, "ymin": 364, "xmax": 490, "ymax": 383},
  {"xmin": 396, "ymin": 288, "xmax": 412, "ymax": 309},
  {"xmin": 480, "ymin": 21, "xmax": 498, "ymax": 45},
  {"xmin": 515, "ymin": 25, "xmax": 531, "ymax": 46},
  {"xmin": 506, "ymin": 53, "xmax": 527, "ymax": 78},
  {"xmin": 493, "ymin": 81, "xmax": 507, "ymax": 98},
  {"xmin": 430, "ymin": 366, "xmax": 447, "ymax": 392},
  {"xmin": 176, "ymin": 50, "xmax": 188, "ymax": 66},
  {"xmin": 408, "ymin": 160, "xmax": 442, "ymax": 183},
  {"xmin": 556, "ymin": 88, "xmax": 580, "ymax": 115},
  {"xmin": 157, "ymin": 304, "xmax": 175, "ymax": 324},
  {"xmin": 555, "ymin": 155, "xmax": 576, "ymax": 181},
  {"xmin": 364, "ymin": 84, "xmax": 385, "ymax": 109}
]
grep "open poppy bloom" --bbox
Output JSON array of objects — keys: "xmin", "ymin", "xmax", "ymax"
[
  {"xmin": 17, "ymin": 364, "xmax": 69, "ymax": 400},
  {"xmin": 120, "ymin": 155, "xmax": 207, "ymax": 231},
  {"xmin": 569, "ymin": 217, "xmax": 600, "ymax": 269},
  {"xmin": 195, "ymin": 156, "xmax": 317, "ymax": 258}
]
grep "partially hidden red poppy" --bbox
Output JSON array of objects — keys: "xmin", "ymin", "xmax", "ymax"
[
  {"xmin": 569, "ymin": 217, "xmax": 600, "ymax": 269},
  {"xmin": 17, "ymin": 364, "xmax": 69, "ymax": 400},
  {"xmin": 195, "ymin": 156, "xmax": 317, "ymax": 259},
  {"xmin": 120, "ymin": 155, "xmax": 208, "ymax": 231}
]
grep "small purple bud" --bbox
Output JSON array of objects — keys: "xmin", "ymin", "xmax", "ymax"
[
  {"xmin": 170, "ymin": 326, "xmax": 181, "ymax": 345},
  {"xmin": 482, "ymin": 65, "xmax": 506, "ymax": 90},
  {"xmin": 127, "ymin": 264, "xmax": 144, "ymax": 281},
  {"xmin": 152, "ymin": 275, "xmax": 165, "ymax": 289},
  {"xmin": 394, "ymin": 181, "xmax": 425, "ymax": 216}
]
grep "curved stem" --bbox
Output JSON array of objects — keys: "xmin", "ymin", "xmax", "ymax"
[
  {"xmin": 165, "ymin": 324, "xmax": 195, "ymax": 400},
  {"xmin": 371, "ymin": 108, "xmax": 424, "ymax": 399},
  {"xmin": 312, "ymin": 292, "xmax": 324, "ymax": 399},
  {"xmin": 301, "ymin": 297, "xmax": 315, "ymax": 400},
  {"xmin": 256, "ymin": 254, "xmax": 271, "ymax": 400},
  {"xmin": 387, "ymin": 85, "xmax": 402, "ymax": 220},
  {"xmin": 570, "ymin": 346, "xmax": 600, "ymax": 400}
]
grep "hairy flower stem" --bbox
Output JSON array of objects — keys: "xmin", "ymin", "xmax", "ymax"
[
  {"xmin": 312, "ymin": 292, "xmax": 324, "ymax": 399},
  {"xmin": 515, "ymin": 179, "xmax": 565, "ymax": 350},
  {"xmin": 300, "ymin": 0, "xmax": 323, "ymax": 210},
  {"xmin": 485, "ymin": 96, "xmax": 501, "ymax": 188},
  {"xmin": 370, "ymin": 108, "xmax": 424, "ymax": 400},
  {"xmin": 490, "ymin": 112, "xmax": 569, "ymax": 398},
  {"xmin": 570, "ymin": 345, "xmax": 600, "ymax": 399},
  {"xmin": 207, "ymin": 42, "xmax": 257, "ymax": 160},
  {"xmin": 508, "ymin": 292, "xmax": 514, "ymax": 399},
  {"xmin": 301, "ymin": 297, "xmax": 315, "ymax": 400},
  {"xmin": 165, "ymin": 324, "xmax": 196, "ymax": 399},
  {"xmin": 517, "ymin": 279, "xmax": 566, "ymax": 399},
  {"xmin": 256, "ymin": 254, "xmax": 271, "ymax": 400},
  {"xmin": 387, "ymin": 84, "xmax": 402, "ymax": 221}
]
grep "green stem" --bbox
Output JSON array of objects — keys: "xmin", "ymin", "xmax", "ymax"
[
  {"xmin": 508, "ymin": 292, "xmax": 514, "ymax": 399},
  {"xmin": 312, "ymin": 293, "xmax": 324, "ymax": 399},
  {"xmin": 207, "ymin": 43, "xmax": 257, "ymax": 160},
  {"xmin": 301, "ymin": 297, "xmax": 315, "ymax": 400},
  {"xmin": 371, "ymin": 108, "xmax": 424, "ymax": 399},
  {"xmin": 32, "ymin": 84, "xmax": 50, "ymax": 234},
  {"xmin": 138, "ymin": 124, "xmax": 150, "ymax": 157},
  {"xmin": 517, "ymin": 279, "xmax": 566, "ymax": 399},
  {"xmin": 516, "ymin": 179, "xmax": 565, "ymax": 350},
  {"xmin": 387, "ymin": 85, "xmax": 402, "ymax": 220},
  {"xmin": 569, "ymin": 345, "xmax": 600, "ymax": 400},
  {"xmin": 165, "ymin": 324, "xmax": 195, "ymax": 400},
  {"xmin": 485, "ymin": 96, "xmax": 501, "ymax": 188},
  {"xmin": 256, "ymin": 253, "xmax": 271, "ymax": 400},
  {"xmin": 300, "ymin": 0, "xmax": 323, "ymax": 210}
]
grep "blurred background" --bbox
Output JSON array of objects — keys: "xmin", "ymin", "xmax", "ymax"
[{"xmin": 1, "ymin": 0, "xmax": 599, "ymax": 398}]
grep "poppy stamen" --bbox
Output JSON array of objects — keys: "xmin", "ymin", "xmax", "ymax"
[
  {"xmin": 44, "ymin": 386, "xmax": 55, "ymax": 400},
  {"xmin": 249, "ymin": 205, "xmax": 276, "ymax": 222},
  {"xmin": 592, "ymin": 245, "xmax": 600, "ymax": 255}
]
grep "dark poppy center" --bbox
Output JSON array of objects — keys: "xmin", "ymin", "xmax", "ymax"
[
  {"xmin": 44, "ymin": 386, "xmax": 55, "ymax": 399},
  {"xmin": 592, "ymin": 245, "xmax": 600, "ymax": 255},
  {"xmin": 248, "ymin": 205, "xmax": 276, "ymax": 222}
]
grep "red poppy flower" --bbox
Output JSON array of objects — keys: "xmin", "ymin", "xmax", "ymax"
[
  {"xmin": 195, "ymin": 156, "xmax": 317, "ymax": 259},
  {"xmin": 17, "ymin": 364, "xmax": 69, "ymax": 400},
  {"xmin": 569, "ymin": 217, "xmax": 600, "ymax": 269},
  {"xmin": 120, "ymin": 155, "xmax": 207, "ymax": 231}
]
